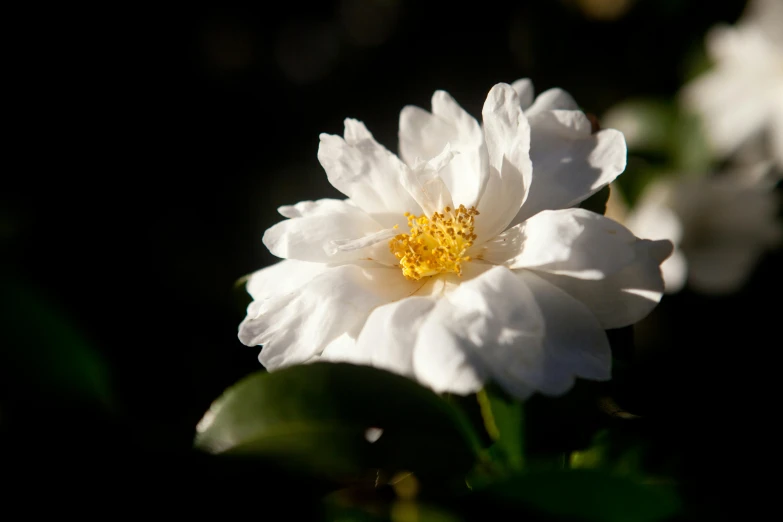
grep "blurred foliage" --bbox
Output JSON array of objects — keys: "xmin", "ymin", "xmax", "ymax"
[
  {"xmin": 467, "ymin": 468, "xmax": 679, "ymax": 521},
  {"xmin": 607, "ymin": 95, "xmax": 712, "ymax": 207},
  {"xmin": 0, "ymin": 272, "xmax": 114, "ymax": 409}
]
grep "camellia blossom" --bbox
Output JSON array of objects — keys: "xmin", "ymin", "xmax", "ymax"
[
  {"xmin": 606, "ymin": 164, "xmax": 782, "ymax": 295},
  {"xmin": 239, "ymin": 80, "xmax": 673, "ymax": 399},
  {"xmin": 681, "ymin": 0, "xmax": 783, "ymax": 166}
]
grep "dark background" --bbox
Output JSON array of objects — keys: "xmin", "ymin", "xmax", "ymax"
[{"xmin": 2, "ymin": 0, "xmax": 776, "ymax": 513}]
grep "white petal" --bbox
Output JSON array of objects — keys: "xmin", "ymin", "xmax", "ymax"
[
  {"xmin": 413, "ymin": 265, "xmax": 610, "ymax": 399},
  {"xmin": 398, "ymin": 105, "xmax": 453, "ymax": 166},
  {"xmin": 771, "ymin": 107, "xmax": 783, "ymax": 167},
  {"xmin": 400, "ymin": 145, "xmax": 456, "ymax": 216},
  {"xmin": 682, "ymin": 67, "xmax": 773, "ymax": 157},
  {"xmin": 317, "ymin": 332, "xmax": 360, "ymax": 362},
  {"xmin": 345, "ymin": 296, "xmax": 438, "ymax": 377},
  {"xmin": 480, "ymin": 208, "xmax": 639, "ymax": 279},
  {"xmin": 624, "ymin": 181, "xmax": 684, "ymax": 246},
  {"xmin": 476, "ymin": 83, "xmax": 533, "ymax": 242},
  {"xmin": 661, "ymin": 248, "xmax": 687, "ymax": 294},
  {"xmin": 412, "ymin": 302, "xmax": 489, "ymax": 396},
  {"xmin": 277, "ymin": 198, "xmax": 359, "ymax": 219},
  {"xmin": 743, "ymin": 0, "xmax": 783, "ymax": 48},
  {"xmin": 263, "ymin": 198, "xmax": 397, "ymax": 265},
  {"xmin": 514, "ymin": 269, "xmax": 612, "ymax": 391},
  {"xmin": 243, "ymin": 260, "xmax": 330, "ymax": 321},
  {"xmin": 671, "ymin": 173, "xmax": 782, "ymax": 294},
  {"xmin": 532, "ymin": 238, "xmax": 673, "ymax": 329},
  {"xmin": 685, "ymin": 243, "xmax": 761, "ymax": 294},
  {"xmin": 398, "ymin": 91, "xmax": 488, "ymax": 208},
  {"xmin": 318, "ymin": 119, "xmax": 422, "ymax": 225},
  {"xmin": 239, "ymin": 265, "xmax": 422, "ymax": 369},
  {"xmin": 327, "ymin": 228, "xmax": 399, "ymax": 256},
  {"xmin": 511, "ymin": 78, "xmax": 535, "ymax": 110},
  {"xmin": 512, "ymin": 111, "xmax": 627, "ymax": 224},
  {"xmin": 524, "ymin": 88, "xmax": 580, "ymax": 118}
]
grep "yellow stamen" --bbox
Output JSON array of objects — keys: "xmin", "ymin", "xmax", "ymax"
[{"xmin": 389, "ymin": 204, "xmax": 479, "ymax": 280}]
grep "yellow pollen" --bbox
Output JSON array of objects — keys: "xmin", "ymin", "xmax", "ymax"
[{"xmin": 389, "ymin": 204, "xmax": 479, "ymax": 281}]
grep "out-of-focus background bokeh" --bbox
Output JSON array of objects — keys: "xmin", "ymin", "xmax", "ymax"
[{"xmin": 2, "ymin": 0, "xmax": 780, "ymax": 513}]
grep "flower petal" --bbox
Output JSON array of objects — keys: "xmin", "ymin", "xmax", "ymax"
[
  {"xmin": 412, "ymin": 302, "xmax": 488, "ymax": 396},
  {"xmin": 480, "ymin": 208, "xmax": 640, "ymax": 279},
  {"xmin": 245, "ymin": 259, "xmax": 329, "ymax": 302},
  {"xmin": 661, "ymin": 248, "xmax": 687, "ymax": 294},
  {"xmin": 771, "ymin": 107, "xmax": 783, "ymax": 167},
  {"xmin": 315, "ymin": 332, "xmax": 359, "ymax": 362},
  {"xmin": 412, "ymin": 265, "xmax": 610, "ymax": 399},
  {"xmin": 685, "ymin": 242, "xmax": 762, "ymax": 294},
  {"xmin": 511, "ymin": 78, "xmax": 535, "ymax": 110},
  {"xmin": 514, "ymin": 269, "xmax": 612, "ymax": 391},
  {"xmin": 330, "ymin": 296, "xmax": 438, "ymax": 377},
  {"xmin": 239, "ymin": 264, "xmax": 422, "ymax": 370},
  {"xmin": 624, "ymin": 180, "xmax": 684, "ymax": 246},
  {"xmin": 681, "ymin": 66, "xmax": 773, "ymax": 158},
  {"xmin": 524, "ymin": 88, "xmax": 579, "ymax": 117},
  {"xmin": 398, "ymin": 90, "xmax": 488, "ymax": 208},
  {"xmin": 476, "ymin": 83, "xmax": 533, "ymax": 242},
  {"xmin": 277, "ymin": 198, "xmax": 360, "ymax": 219},
  {"xmin": 512, "ymin": 110, "xmax": 627, "ymax": 224},
  {"xmin": 532, "ymin": 238, "xmax": 673, "ymax": 329},
  {"xmin": 318, "ymin": 119, "xmax": 422, "ymax": 226},
  {"xmin": 263, "ymin": 198, "xmax": 397, "ymax": 265},
  {"xmin": 400, "ymin": 145, "xmax": 456, "ymax": 216}
]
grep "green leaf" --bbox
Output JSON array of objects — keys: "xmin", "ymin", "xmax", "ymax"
[
  {"xmin": 477, "ymin": 385, "xmax": 524, "ymax": 471},
  {"xmin": 0, "ymin": 273, "xmax": 114, "ymax": 408},
  {"xmin": 578, "ymin": 185, "xmax": 611, "ymax": 216},
  {"xmin": 476, "ymin": 469, "xmax": 680, "ymax": 522},
  {"xmin": 194, "ymin": 362, "xmax": 482, "ymax": 480}
]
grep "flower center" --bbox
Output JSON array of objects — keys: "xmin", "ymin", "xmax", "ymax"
[{"xmin": 389, "ymin": 204, "xmax": 479, "ymax": 281}]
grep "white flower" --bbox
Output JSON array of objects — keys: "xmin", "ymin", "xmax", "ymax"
[
  {"xmin": 681, "ymin": 0, "xmax": 783, "ymax": 166},
  {"xmin": 607, "ymin": 163, "xmax": 782, "ymax": 295},
  {"xmin": 239, "ymin": 80, "xmax": 672, "ymax": 399}
]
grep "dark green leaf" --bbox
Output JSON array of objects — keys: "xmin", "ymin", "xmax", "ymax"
[
  {"xmin": 194, "ymin": 362, "xmax": 481, "ymax": 480},
  {"xmin": 578, "ymin": 185, "xmax": 611, "ymax": 216},
  {"xmin": 0, "ymin": 273, "xmax": 114, "ymax": 408},
  {"xmin": 476, "ymin": 469, "xmax": 680, "ymax": 522}
]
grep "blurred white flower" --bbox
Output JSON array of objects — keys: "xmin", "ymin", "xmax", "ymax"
[
  {"xmin": 607, "ymin": 163, "xmax": 782, "ymax": 295},
  {"xmin": 681, "ymin": 0, "xmax": 783, "ymax": 166},
  {"xmin": 239, "ymin": 80, "xmax": 672, "ymax": 400}
]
